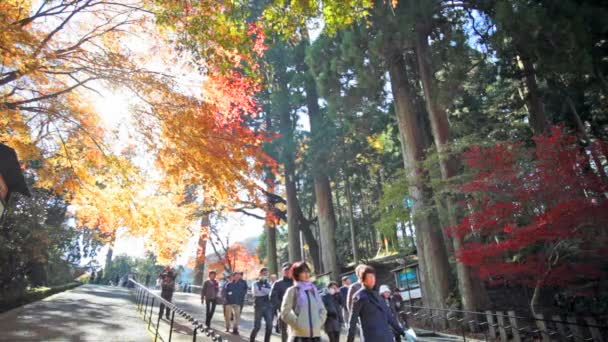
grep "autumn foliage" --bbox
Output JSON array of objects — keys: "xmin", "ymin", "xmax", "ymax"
[
  {"xmin": 207, "ymin": 243, "xmax": 262, "ymax": 280},
  {"xmin": 451, "ymin": 126, "xmax": 608, "ymax": 291}
]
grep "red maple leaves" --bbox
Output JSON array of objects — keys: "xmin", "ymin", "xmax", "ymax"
[{"xmin": 451, "ymin": 126, "xmax": 608, "ymax": 288}]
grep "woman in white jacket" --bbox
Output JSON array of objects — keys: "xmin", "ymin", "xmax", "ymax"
[{"xmin": 280, "ymin": 262, "xmax": 327, "ymax": 342}]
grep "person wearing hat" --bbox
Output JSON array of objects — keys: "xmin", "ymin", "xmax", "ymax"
[
  {"xmin": 250, "ymin": 267, "xmax": 273, "ymax": 342},
  {"xmin": 270, "ymin": 262, "xmax": 294, "ymax": 342},
  {"xmin": 224, "ymin": 271, "xmax": 248, "ymax": 335},
  {"xmin": 380, "ymin": 285, "xmax": 405, "ymax": 342}
]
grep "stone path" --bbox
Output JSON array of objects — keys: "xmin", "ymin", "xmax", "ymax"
[{"xmin": 0, "ymin": 284, "xmax": 150, "ymax": 342}]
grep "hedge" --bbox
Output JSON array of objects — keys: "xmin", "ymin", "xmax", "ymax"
[{"xmin": 0, "ymin": 282, "xmax": 82, "ymax": 313}]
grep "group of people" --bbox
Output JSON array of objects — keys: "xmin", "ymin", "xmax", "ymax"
[{"xmin": 199, "ymin": 262, "xmax": 415, "ymax": 342}]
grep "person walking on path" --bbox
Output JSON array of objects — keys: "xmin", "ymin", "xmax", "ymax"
[
  {"xmin": 250, "ymin": 267, "xmax": 273, "ymax": 342},
  {"xmin": 158, "ymin": 266, "xmax": 177, "ymax": 320},
  {"xmin": 280, "ymin": 262, "xmax": 327, "ymax": 342},
  {"xmin": 347, "ymin": 266, "xmax": 404, "ymax": 342},
  {"xmin": 339, "ymin": 276, "xmax": 351, "ymax": 327},
  {"xmin": 224, "ymin": 271, "xmax": 248, "ymax": 335},
  {"xmin": 201, "ymin": 271, "xmax": 220, "ymax": 328},
  {"xmin": 380, "ymin": 285, "xmax": 406, "ymax": 342},
  {"xmin": 271, "ymin": 262, "xmax": 294, "ymax": 342},
  {"xmin": 346, "ymin": 265, "xmax": 367, "ymax": 315},
  {"xmin": 322, "ymin": 282, "xmax": 343, "ymax": 342}
]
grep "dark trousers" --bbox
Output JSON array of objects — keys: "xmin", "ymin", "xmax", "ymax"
[
  {"xmin": 250, "ymin": 306, "xmax": 273, "ymax": 342},
  {"xmin": 279, "ymin": 319, "xmax": 288, "ymax": 342},
  {"xmin": 205, "ymin": 298, "xmax": 217, "ymax": 327},
  {"xmin": 327, "ymin": 331, "xmax": 340, "ymax": 342},
  {"xmin": 159, "ymin": 290, "xmax": 173, "ymax": 318}
]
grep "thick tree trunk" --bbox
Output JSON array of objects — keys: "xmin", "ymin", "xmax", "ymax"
[
  {"xmin": 518, "ymin": 50, "xmax": 548, "ymax": 134},
  {"xmin": 265, "ymin": 177, "xmax": 278, "ymax": 275},
  {"xmin": 104, "ymin": 233, "xmax": 115, "ymax": 276},
  {"xmin": 264, "ymin": 113, "xmax": 279, "ymax": 275},
  {"xmin": 301, "ymin": 42, "xmax": 339, "ymax": 281},
  {"xmin": 386, "ymin": 47, "xmax": 451, "ymax": 310},
  {"xmin": 193, "ymin": 214, "xmax": 210, "ymax": 286},
  {"xmin": 345, "ymin": 175, "xmax": 359, "ymax": 263},
  {"xmin": 275, "ymin": 61, "xmax": 302, "ymax": 262},
  {"xmin": 415, "ymin": 26, "xmax": 488, "ymax": 312}
]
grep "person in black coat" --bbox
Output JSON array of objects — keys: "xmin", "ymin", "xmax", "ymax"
[
  {"xmin": 322, "ymin": 282, "xmax": 344, "ymax": 342},
  {"xmin": 347, "ymin": 266, "xmax": 404, "ymax": 342},
  {"xmin": 270, "ymin": 263, "xmax": 293, "ymax": 342}
]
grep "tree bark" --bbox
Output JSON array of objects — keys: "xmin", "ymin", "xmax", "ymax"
[
  {"xmin": 518, "ymin": 50, "xmax": 549, "ymax": 134},
  {"xmin": 193, "ymin": 214, "xmax": 210, "ymax": 286},
  {"xmin": 301, "ymin": 40, "xmax": 340, "ymax": 281},
  {"xmin": 386, "ymin": 46, "xmax": 451, "ymax": 310},
  {"xmin": 275, "ymin": 59, "xmax": 302, "ymax": 262},
  {"xmin": 414, "ymin": 25, "xmax": 488, "ymax": 311},
  {"xmin": 345, "ymin": 175, "xmax": 359, "ymax": 263},
  {"xmin": 264, "ymin": 113, "xmax": 279, "ymax": 275}
]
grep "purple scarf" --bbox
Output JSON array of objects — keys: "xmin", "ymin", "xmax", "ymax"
[{"xmin": 295, "ymin": 281, "xmax": 319, "ymax": 309}]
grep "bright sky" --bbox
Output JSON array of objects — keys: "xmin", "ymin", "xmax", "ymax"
[{"xmin": 83, "ymin": 13, "xmax": 266, "ymax": 269}]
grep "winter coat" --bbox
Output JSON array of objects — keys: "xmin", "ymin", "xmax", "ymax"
[
  {"xmin": 252, "ymin": 278, "xmax": 272, "ymax": 308},
  {"xmin": 347, "ymin": 288, "xmax": 404, "ymax": 342},
  {"xmin": 201, "ymin": 279, "xmax": 219, "ymax": 300},
  {"xmin": 270, "ymin": 277, "xmax": 294, "ymax": 311},
  {"xmin": 280, "ymin": 285, "xmax": 327, "ymax": 338},
  {"xmin": 346, "ymin": 282, "xmax": 362, "ymax": 313},
  {"xmin": 322, "ymin": 293, "xmax": 343, "ymax": 333},
  {"xmin": 224, "ymin": 280, "xmax": 248, "ymax": 306},
  {"xmin": 339, "ymin": 286, "xmax": 349, "ymax": 307}
]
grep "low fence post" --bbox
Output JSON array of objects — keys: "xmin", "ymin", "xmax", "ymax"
[
  {"xmin": 567, "ymin": 316, "xmax": 584, "ymax": 341},
  {"xmin": 534, "ymin": 314, "xmax": 550, "ymax": 342},
  {"xmin": 496, "ymin": 311, "xmax": 508, "ymax": 342},
  {"xmin": 143, "ymin": 292, "xmax": 149, "ymax": 320},
  {"xmin": 584, "ymin": 317, "xmax": 605, "ymax": 342},
  {"xmin": 507, "ymin": 310, "xmax": 522, "ymax": 342},
  {"xmin": 168, "ymin": 309, "xmax": 176, "ymax": 342},
  {"xmin": 485, "ymin": 310, "xmax": 496, "ymax": 339},
  {"xmin": 148, "ymin": 298, "xmax": 155, "ymax": 329}
]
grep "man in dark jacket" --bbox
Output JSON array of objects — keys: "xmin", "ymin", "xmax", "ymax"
[
  {"xmin": 322, "ymin": 282, "xmax": 344, "ymax": 342},
  {"xmin": 250, "ymin": 267, "xmax": 273, "ymax": 342},
  {"xmin": 223, "ymin": 271, "xmax": 248, "ymax": 335},
  {"xmin": 269, "ymin": 262, "xmax": 293, "ymax": 342},
  {"xmin": 347, "ymin": 266, "xmax": 404, "ymax": 342},
  {"xmin": 201, "ymin": 271, "xmax": 219, "ymax": 327},
  {"xmin": 158, "ymin": 266, "xmax": 177, "ymax": 320}
]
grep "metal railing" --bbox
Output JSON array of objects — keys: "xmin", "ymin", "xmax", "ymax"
[
  {"xmin": 401, "ymin": 304, "xmax": 608, "ymax": 342},
  {"xmin": 129, "ymin": 279, "xmax": 223, "ymax": 342}
]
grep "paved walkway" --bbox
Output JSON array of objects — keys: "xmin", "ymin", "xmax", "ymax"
[
  {"xmin": 0, "ymin": 284, "xmax": 150, "ymax": 341},
  {"xmin": 156, "ymin": 291, "xmax": 465, "ymax": 342}
]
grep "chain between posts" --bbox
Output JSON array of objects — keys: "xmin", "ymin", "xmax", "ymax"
[{"xmin": 129, "ymin": 278, "xmax": 224, "ymax": 342}]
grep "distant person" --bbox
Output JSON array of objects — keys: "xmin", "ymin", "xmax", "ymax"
[
  {"xmin": 346, "ymin": 265, "xmax": 367, "ymax": 314},
  {"xmin": 270, "ymin": 262, "xmax": 293, "ymax": 342},
  {"xmin": 250, "ymin": 267, "xmax": 273, "ymax": 342},
  {"xmin": 224, "ymin": 271, "xmax": 248, "ymax": 335},
  {"xmin": 158, "ymin": 266, "xmax": 177, "ymax": 320},
  {"xmin": 145, "ymin": 274, "xmax": 151, "ymax": 287},
  {"xmin": 201, "ymin": 271, "xmax": 219, "ymax": 328},
  {"xmin": 339, "ymin": 276, "xmax": 350, "ymax": 326},
  {"xmin": 270, "ymin": 274, "xmax": 277, "ymax": 285},
  {"xmin": 155, "ymin": 276, "xmax": 161, "ymax": 290},
  {"xmin": 280, "ymin": 262, "xmax": 327, "ymax": 341},
  {"xmin": 347, "ymin": 266, "xmax": 404, "ymax": 342},
  {"xmin": 380, "ymin": 285, "xmax": 404, "ymax": 342},
  {"xmin": 322, "ymin": 282, "xmax": 343, "ymax": 342}
]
